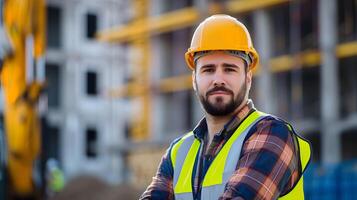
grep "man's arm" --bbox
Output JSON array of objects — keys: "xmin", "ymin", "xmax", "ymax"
[
  {"xmin": 139, "ymin": 145, "xmax": 175, "ymax": 200},
  {"xmin": 220, "ymin": 118, "xmax": 299, "ymax": 200}
]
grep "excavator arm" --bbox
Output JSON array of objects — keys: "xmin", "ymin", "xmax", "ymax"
[{"xmin": 0, "ymin": 0, "xmax": 46, "ymax": 197}]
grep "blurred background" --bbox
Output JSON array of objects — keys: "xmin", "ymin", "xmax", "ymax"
[{"xmin": 0, "ymin": 0, "xmax": 357, "ymax": 199}]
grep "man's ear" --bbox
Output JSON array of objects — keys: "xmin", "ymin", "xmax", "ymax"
[
  {"xmin": 192, "ymin": 70, "xmax": 196, "ymax": 91},
  {"xmin": 246, "ymin": 70, "xmax": 253, "ymax": 91}
]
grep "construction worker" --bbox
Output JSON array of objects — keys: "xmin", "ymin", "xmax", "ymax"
[
  {"xmin": 140, "ymin": 14, "xmax": 311, "ymax": 200},
  {"xmin": 45, "ymin": 158, "xmax": 65, "ymax": 197}
]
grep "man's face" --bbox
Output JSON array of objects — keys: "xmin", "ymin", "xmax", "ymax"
[{"xmin": 193, "ymin": 51, "xmax": 252, "ymax": 116}]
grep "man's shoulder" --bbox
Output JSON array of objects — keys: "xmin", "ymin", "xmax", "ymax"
[
  {"xmin": 246, "ymin": 114, "xmax": 294, "ymax": 141},
  {"xmin": 257, "ymin": 114, "xmax": 290, "ymax": 128},
  {"xmin": 168, "ymin": 131, "xmax": 194, "ymax": 149}
]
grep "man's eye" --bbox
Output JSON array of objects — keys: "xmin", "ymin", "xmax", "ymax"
[
  {"xmin": 203, "ymin": 68, "xmax": 214, "ymax": 73},
  {"xmin": 225, "ymin": 68, "xmax": 236, "ymax": 72}
]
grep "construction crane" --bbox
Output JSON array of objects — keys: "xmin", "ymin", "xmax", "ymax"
[
  {"xmin": 128, "ymin": 0, "xmax": 151, "ymax": 141},
  {"xmin": 0, "ymin": 0, "xmax": 46, "ymax": 198}
]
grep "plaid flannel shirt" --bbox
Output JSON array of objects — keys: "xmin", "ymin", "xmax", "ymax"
[{"xmin": 140, "ymin": 100, "xmax": 300, "ymax": 200}]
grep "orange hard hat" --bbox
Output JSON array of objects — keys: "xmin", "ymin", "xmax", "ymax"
[{"xmin": 185, "ymin": 14, "xmax": 259, "ymax": 70}]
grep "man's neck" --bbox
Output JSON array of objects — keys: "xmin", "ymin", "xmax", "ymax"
[{"xmin": 205, "ymin": 99, "xmax": 248, "ymax": 146}]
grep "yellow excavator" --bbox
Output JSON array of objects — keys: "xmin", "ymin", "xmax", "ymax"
[{"xmin": 0, "ymin": 0, "xmax": 46, "ymax": 198}]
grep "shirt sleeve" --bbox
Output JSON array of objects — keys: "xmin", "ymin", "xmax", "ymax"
[
  {"xmin": 220, "ymin": 118, "xmax": 300, "ymax": 200},
  {"xmin": 139, "ymin": 143, "xmax": 176, "ymax": 200}
]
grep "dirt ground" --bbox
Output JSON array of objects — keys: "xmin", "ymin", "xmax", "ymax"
[{"xmin": 50, "ymin": 176, "xmax": 143, "ymax": 200}]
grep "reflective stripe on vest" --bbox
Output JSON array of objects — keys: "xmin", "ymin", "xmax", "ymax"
[{"xmin": 170, "ymin": 110, "xmax": 312, "ymax": 200}]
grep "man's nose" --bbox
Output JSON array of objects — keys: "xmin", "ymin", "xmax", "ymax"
[{"xmin": 212, "ymin": 70, "xmax": 226, "ymax": 86}]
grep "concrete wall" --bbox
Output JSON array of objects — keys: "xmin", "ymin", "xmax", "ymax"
[{"xmin": 46, "ymin": 0, "xmax": 126, "ymax": 184}]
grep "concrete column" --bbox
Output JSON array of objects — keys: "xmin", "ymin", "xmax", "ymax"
[
  {"xmin": 150, "ymin": 0, "xmax": 165, "ymax": 141},
  {"xmin": 319, "ymin": 0, "xmax": 341, "ymax": 164},
  {"xmin": 253, "ymin": 10, "xmax": 274, "ymax": 114},
  {"xmin": 289, "ymin": 0, "xmax": 303, "ymax": 120}
]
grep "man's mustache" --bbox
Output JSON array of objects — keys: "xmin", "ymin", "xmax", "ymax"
[{"xmin": 206, "ymin": 86, "xmax": 234, "ymax": 97}]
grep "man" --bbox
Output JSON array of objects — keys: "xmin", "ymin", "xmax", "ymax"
[
  {"xmin": 45, "ymin": 158, "xmax": 65, "ymax": 197},
  {"xmin": 140, "ymin": 14, "xmax": 311, "ymax": 200}
]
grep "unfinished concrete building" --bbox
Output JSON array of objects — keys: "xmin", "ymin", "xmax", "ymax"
[{"xmin": 39, "ymin": 0, "xmax": 128, "ymax": 184}]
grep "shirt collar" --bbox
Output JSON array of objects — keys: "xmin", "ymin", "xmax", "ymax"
[{"xmin": 193, "ymin": 99, "xmax": 255, "ymax": 140}]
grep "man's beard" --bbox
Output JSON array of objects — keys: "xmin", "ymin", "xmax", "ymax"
[{"xmin": 196, "ymin": 80, "xmax": 247, "ymax": 116}]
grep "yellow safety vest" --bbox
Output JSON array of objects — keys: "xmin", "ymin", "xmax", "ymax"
[{"xmin": 170, "ymin": 111, "xmax": 311, "ymax": 200}]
